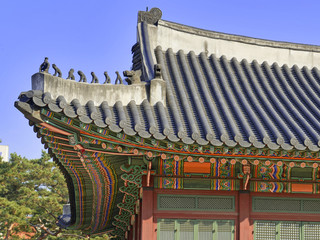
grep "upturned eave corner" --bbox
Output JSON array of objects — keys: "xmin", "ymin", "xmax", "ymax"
[{"xmin": 14, "ymin": 100, "xmax": 44, "ymax": 125}]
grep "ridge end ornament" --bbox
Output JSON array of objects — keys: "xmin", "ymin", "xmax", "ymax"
[
  {"xmin": 123, "ymin": 70, "xmax": 142, "ymax": 85},
  {"xmin": 138, "ymin": 7, "xmax": 162, "ymax": 25},
  {"xmin": 154, "ymin": 64, "xmax": 162, "ymax": 79}
]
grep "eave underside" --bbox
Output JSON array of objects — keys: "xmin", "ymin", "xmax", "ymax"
[{"xmin": 15, "ymin": 100, "xmax": 320, "ymax": 237}]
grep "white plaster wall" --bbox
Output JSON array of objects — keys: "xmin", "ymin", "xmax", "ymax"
[
  {"xmin": 32, "ymin": 73, "xmax": 167, "ymax": 106},
  {"xmin": 32, "ymin": 73, "xmax": 148, "ymax": 106},
  {"xmin": 151, "ymin": 21, "xmax": 320, "ymax": 69}
]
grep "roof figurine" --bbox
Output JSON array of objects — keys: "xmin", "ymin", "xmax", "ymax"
[
  {"xmin": 154, "ymin": 64, "xmax": 162, "ymax": 79},
  {"xmin": 114, "ymin": 71, "xmax": 123, "ymax": 84},
  {"xmin": 103, "ymin": 71, "xmax": 111, "ymax": 84},
  {"xmin": 66, "ymin": 68, "xmax": 75, "ymax": 80},
  {"xmin": 77, "ymin": 70, "xmax": 87, "ymax": 82},
  {"xmin": 52, "ymin": 64, "xmax": 62, "ymax": 77},
  {"xmin": 90, "ymin": 72, "xmax": 99, "ymax": 83},
  {"xmin": 39, "ymin": 57, "xmax": 50, "ymax": 73},
  {"xmin": 123, "ymin": 70, "xmax": 141, "ymax": 85}
]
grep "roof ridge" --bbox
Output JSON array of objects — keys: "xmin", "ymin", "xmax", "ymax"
[{"xmin": 158, "ymin": 19, "xmax": 320, "ymax": 53}]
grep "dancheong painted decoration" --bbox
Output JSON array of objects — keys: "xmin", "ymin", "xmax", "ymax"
[{"xmin": 16, "ymin": 7, "xmax": 320, "ymax": 240}]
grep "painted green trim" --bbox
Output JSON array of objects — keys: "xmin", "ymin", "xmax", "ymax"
[
  {"xmin": 276, "ymin": 222, "xmax": 280, "ymax": 240},
  {"xmin": 183, "ymin": 178, "xmax": 211, "ymax": 190},
  {"xmin": 41, "ymin": 109, "xmax": 320, "ymax": 162},
  {"xmin": 252, "ymin": 196, "xmax": 320, "ymax": 213},
  {"xmin": 157, "ymin": 219, "xmax": 234, "ymax": 240},
  {"xmin": 254, "ymin": 220, "xmax": 320, "ymax": 240},
  {"xmin": 157, "ymin": 194, "xmax": 235, "ymax": 212},
  {"xmin": 290, "ymin": 167, "xmax": 313, "ymax": 180},
  {"xmin": 213, "ymin": 221, "xmax": 218, "ymax": 240},
  {"xmin": 193, "ymin": 221, "xmax": 198, "ymax": 240},
  {"xmin": 175, "ymin": 220, "xmax": 180, "ymax": 240}
]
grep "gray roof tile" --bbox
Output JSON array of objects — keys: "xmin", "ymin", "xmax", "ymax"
[{"xmin": 16, "ymin": 49, "xmax": 320, "ymax": 151}]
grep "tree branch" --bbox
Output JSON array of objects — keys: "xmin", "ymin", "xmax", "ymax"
[
  {"xmin": 4, "ymin": 223, "xmax": 14, "ymax": 240},
  {"xmin": 33, "ymin": 221, "xmax": 88, "ymax": 239},
  {"xmin": 35, "ymin": 202, "xmax": 58, "ymax": 220},
  {"xmin": 59, "ymin": 233, "xmax": 89, "ymax": 239},
  {"xmin": 36, "ymin": 231, "xmax": 48, "ymax": 240}
]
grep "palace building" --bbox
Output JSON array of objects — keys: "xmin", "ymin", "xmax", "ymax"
[{"xmin": 15, "ymin": 8, "xmax": 320, "ymax": 240}]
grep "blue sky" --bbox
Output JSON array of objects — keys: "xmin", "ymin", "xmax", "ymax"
[{"xmin": 1, "ymin": 0, "xmax": 320, "ymax": 159}]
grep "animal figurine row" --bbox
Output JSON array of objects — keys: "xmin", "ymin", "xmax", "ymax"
[
  {"xmin": 39, "ymin": 57, "xmax": 135, "ymax": 85},
  {"xmin": 64, "ymin": 68, "xmax": 117, "ymax": 84}
]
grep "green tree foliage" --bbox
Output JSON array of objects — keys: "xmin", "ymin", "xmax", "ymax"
[
  {"xmin": 0, "ymin": 139, "xmax": 2, "ymax": 162},
  {"xmin": 0, "ymin": 152, "xmax": 110, "ymax": 240}
]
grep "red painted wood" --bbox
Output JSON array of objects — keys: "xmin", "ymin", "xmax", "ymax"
[
  {"xmin": 154, "ymin": 188, "xmax": 238, "ymax": 196},
  {"xmin": 184, "ymin": 162, "xmax": 211, "ymax": 173},
  {"xmin": 250, "ymin": 191, "xmax": 320, "ymax": 198},
  {"xmin": 141, "ymin": 187, "xmax": 155, "ymax": 240},
  {"xmin": 136, "ymin": 211, "xmax": 141, "ymax": 240},
  {"xmin": 239, "ymin": 191, "xmax": 253, "ymax": 240},
  {"xmin": 152, "ymin": 191, "xmax": 157, "ymax": 240},
  {"xmin": 151, "ymin": 189, "xmax": 320, "ymax": 239},
  {"xmin": 128, "ymin": 225, "xmax": 133, "ymax": 240},
  {"xmin": 78, "ymin": 131, "xmax": 320, "ymax": 161},
  {"xmin": 40, "ymin": 123, "xmax": 72, "ymax": 135},
  {"xmin": 154, "ymin": 212, "xmax": 238, "ymax": 219},
  {"xmin": 234, "ymin": 219, "xmax": 238, "ymax": 240},
  {"xmin": 129, "ymin": 214, "xmax": 138, "ymax": 240},
  {"xmin": 291, "ymin": 183, "xmax": 313, "ymax": 193},
  {"xmin": 251, "ymin": 212, "xmax": 320, "ymax": 222}
]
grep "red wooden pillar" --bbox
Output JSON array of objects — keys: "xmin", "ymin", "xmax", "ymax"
[
  {"xmin": 128, "ymin": 214, "xmax": 137, "ymax": 240},
  {"xmin": 136, "ymin": 209, "xmax": 141, "ymax": 240},
  {"xmin": 239, "ymin": 190, "xmax": 252, "ymax": 240},
  {"xmin": 128, "ymin": 225, "xmax": 133, "ymax": 240},
  {"xmin": 140, "ymin": 186, "xmax": 155, "ymax": 240}
]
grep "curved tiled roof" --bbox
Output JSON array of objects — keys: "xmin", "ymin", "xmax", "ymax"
[
  {"xmin": 16, "ymin": 51, "xmax": 320, "ymax": 151},
  {"xmin": 155, "ymin": 47, "xmax": 320, "ymax": 151},
  {"xmin": 15, "ymin": 9, "xmax": 320, "ymax": 237}
]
